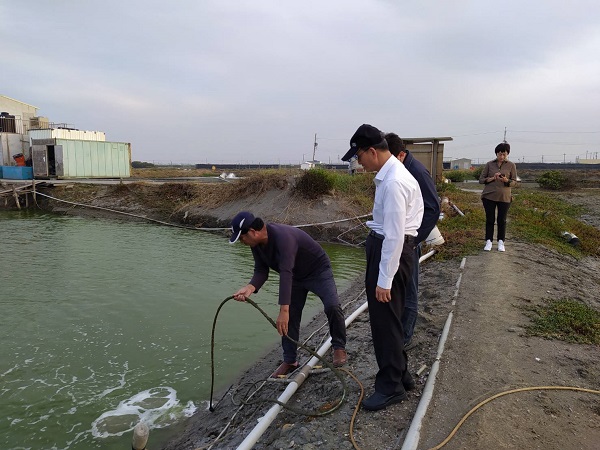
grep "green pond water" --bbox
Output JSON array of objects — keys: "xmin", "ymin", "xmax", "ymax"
[{"xmin": 0, "ymin": 210, "xmax": 365, "ymax": 449}]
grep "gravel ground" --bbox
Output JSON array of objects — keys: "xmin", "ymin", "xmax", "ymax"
[{"xmin": 163, "ymin": 257, "xmax": 463, "ymax": 450}]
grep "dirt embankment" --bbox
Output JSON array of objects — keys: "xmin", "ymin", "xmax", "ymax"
[{"xmin": 30, "ymin": 178, "xmax": 371, "ymax": 244}]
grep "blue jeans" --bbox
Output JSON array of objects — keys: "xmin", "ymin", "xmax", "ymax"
[{"xmin": 402, "ymin": 243, "xmax": 421, "ymax": 345}]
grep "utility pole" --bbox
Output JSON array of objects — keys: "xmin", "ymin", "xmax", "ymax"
[
  {"xmin": 503, "ymin": 127, "xmax": 507, "ymax": 142},
  {"xmin": 312, "ymin": 133, "xmax": 318, "ymax": 162}
]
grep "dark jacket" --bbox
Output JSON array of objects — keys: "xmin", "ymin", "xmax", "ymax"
[{"xmin": 402, "ymin": 151, "xmax": 440, "ymax": 244}]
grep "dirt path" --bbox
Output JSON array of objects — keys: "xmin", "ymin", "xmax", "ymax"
[{"xmin": 419, "ymin": 241, "xmax": 600, "ymax": 450}]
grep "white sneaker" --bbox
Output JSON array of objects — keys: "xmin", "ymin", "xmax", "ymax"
[
  {"xmin": 498, "ymin": 240, "xmax": 505, "ymax": 252},
  {"xmin": 484, "ymin": 240, "xmax": 492, "ymax": 251}
]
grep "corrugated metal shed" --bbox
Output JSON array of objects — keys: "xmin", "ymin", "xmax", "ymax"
[{"xmin": 31, "ymin": 139, "xmax": 131, "ymax": 179}]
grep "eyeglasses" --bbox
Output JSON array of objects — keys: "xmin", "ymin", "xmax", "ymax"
[{"xmin": 352, "ymin": 148, "xmax": 368, "ymax": 161}]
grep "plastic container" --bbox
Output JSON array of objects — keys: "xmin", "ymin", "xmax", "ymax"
[
  {"xmin": 425, "ymin": 226, "xmax": 445, "ymax": 246},
  {"xmin": 12, "ymin": 153, "xmax": 26, "ymax": 167},
  {"xmin": 2, "ymin": 166, "xmax": 33, "ymax": 180}
]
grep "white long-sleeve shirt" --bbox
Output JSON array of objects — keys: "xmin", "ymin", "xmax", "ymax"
[{"xmin": 366, "ymin": 156, "xmax": 424, "ymax": 289}]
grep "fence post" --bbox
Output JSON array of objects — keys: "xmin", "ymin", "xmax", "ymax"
[
  {"xmin": 12, "ymin": 186, "xmax": 21, "ymax": 209},
  {"xmin": 132, "ymin": 422, "xmax": 149, "ymax": 450}
]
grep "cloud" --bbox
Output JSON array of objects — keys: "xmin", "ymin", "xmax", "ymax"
[{"xmin": 1, "ymin": 1, "xmax": 600, "ymax": 164}]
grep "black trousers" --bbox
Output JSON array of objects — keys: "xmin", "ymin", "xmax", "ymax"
[
  {"xmin": 365, "ymin": 234, "xmax": 415, "ymax": 395},
  {"xmin": 482, "ymin": 198, "xmax": 511, "ymax": 241}
]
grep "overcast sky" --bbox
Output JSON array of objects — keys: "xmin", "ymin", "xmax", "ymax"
[{"xmin": 2, "ymin": 1, "xmax": 600, "ymax": 165}]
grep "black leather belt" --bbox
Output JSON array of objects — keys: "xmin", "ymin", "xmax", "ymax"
[{"xmin": 369, "ymin": 230, "xmax": 415, "ymax": 244}]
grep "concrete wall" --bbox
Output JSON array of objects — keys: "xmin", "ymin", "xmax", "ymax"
[
  {"xmin": 0, "ymin": 95, "xmax": 38, "ymax": 122},
  {"xmin": 0, "ymin": 133, "xmax": 29, "ymax": 165}
]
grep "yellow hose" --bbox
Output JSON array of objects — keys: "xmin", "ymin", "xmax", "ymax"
[{"xmin": 428, "ymin": 385, "xmax": 600, "ymax": 450}]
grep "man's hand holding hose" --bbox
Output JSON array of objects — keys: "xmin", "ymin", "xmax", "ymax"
[{"xmin": 233, "ymin": 284, "xmax": 256, "ymax": 302}]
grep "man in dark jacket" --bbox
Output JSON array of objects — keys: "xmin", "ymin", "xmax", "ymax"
[
  {"xmin": 386, "ymin": 133, "xmax": 441, "ymax": 348},
  {"xmin": 230, "ymin": 211, "xmax": 347, "ymax": 377}
]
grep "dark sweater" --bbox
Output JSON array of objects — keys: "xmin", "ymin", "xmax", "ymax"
[{"xmin": 250, "ymin": 223, "xmax": 331, "ymax": 305}]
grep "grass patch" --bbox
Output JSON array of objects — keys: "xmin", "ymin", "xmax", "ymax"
[
  {"xmin": 526, "ymin": 298, "xmax": 600, "ymax": 345},
  {"xmin": 293, "ymin": 168, "xmax": 375, "ymax": 208},
  {"xmin": 431, "ymin": 184, "xmax": 600, "ymax": 259},
  {"xmin": 431, "ymin": 184, "xmax": 485, "ymax": 259},
  {"xmin": 132, "ymin": 167, "xmax": 216, "ymax": 178},
  {"xmin": 510, "ymin": 191, "xmax": 600, "ymax": 257}
]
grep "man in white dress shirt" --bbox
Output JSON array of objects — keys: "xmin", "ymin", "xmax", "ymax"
[{"xmin": 342, "ymin": 124, "xmax": 424, "ymax": 411}]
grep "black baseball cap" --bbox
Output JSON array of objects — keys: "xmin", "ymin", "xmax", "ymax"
[
  {"xmin": 229, "ymin": 211, "xmax": 255, "ymax": 244},
  {"xmin": 341, "ymin": 124, "xmax": 385, "ymax": 161}
]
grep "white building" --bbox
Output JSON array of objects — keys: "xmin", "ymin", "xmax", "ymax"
[
  {"xmin": 449, "ymin": 158, "xmax": 472, "ymax": 170},
  {"xmin": 0, "ymin": 95, "xmax": 40, "ymax": 165},
  {"xmin": 1, "ymin": 94, "xmax": 131, "ymax": 179},
  {"xmin": 300, "ymin": 160, "xmax": 321, "ymax": 170}
]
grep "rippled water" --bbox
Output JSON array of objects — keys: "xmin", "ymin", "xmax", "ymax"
[{"xmin": 0, "ymin": 210, "xmax": 365, "ymax": 449}]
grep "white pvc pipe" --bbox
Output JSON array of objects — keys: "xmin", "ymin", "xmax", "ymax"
[
  {"xmin": 419, "ymin": 249, "xmax": 437, "ymax": 264},
  {"xmin": 401, "ymin": 310, "xmax": 454, "ymax": 450},
  {"xmin": 236, "ymin": 301, "xmax": 369, "ymax": 450},
  {"xmin": 401, "ymin": 256, "xmax": 466, "ymax": 450}
]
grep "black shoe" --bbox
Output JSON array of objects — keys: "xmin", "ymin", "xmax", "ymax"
[
  {"xmin": 402, "ymin": 370, "xmax": 416, "ymax": 391},
  {"xmin": 362, "ymin": 390, "xmax": 407, "ymax": 411}
]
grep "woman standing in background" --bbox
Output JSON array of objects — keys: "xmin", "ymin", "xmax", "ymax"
[{"xmin": 479, "ymin": 142, "xmax": 518, "ymax": 252}]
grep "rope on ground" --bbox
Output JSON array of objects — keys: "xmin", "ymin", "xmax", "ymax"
[
  {"xmin": 209, "ymin": 295, "xmax": 347, "ymax": 417},
  {"xmin": 338, "ymin": 367, "xmax": 365, "ymax": 450},
  {"xmin": 428, "ymin": 385, "xmax": 600, "ymax": 450},
  {"xmin": 202, "ymin": 289, "xmax": 367, "ymax": 449}
]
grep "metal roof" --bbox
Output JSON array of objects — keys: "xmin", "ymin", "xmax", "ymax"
[{"xmin": 402, "ymin": 137, "xmax": 453, "ymax": 143}]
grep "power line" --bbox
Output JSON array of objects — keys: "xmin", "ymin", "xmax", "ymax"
[
  {"xmin": 451, "ymin": 131, "xmax": 503, "ymax": 137},
  {"xmin": 508, "ymin": 129, "xmax": 600, "ymax": 134},
  {"xmin": 507, "ymin": 139, "xmax": 600, "ymax": 146}
]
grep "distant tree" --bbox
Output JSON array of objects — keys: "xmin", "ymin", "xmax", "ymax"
[{"xmin": 131, "ymin": 161, "xmax": 155, "ymax": 168}]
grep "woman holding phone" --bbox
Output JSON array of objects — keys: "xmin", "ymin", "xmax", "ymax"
[{"xmin": 479, "ymin": 142, "xmax": 518, "ymax": 252}]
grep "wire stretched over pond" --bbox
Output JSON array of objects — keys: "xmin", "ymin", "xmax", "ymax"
[{"xmin": 34, "ymin": 191, "xmax": 372, "ymax": 233}]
